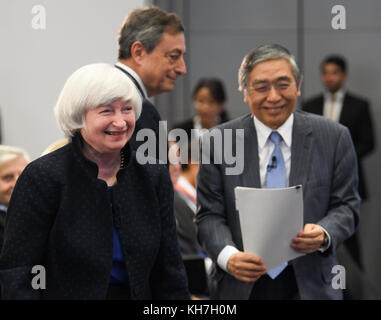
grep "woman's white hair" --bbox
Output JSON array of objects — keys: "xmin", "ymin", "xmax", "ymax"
[
  {"xmin": 54, "ymin": 63, "xmax": 142, "ymax": 137},
  {"xmin": 0, "ymin": 145, "xmax": 30, "ymax": 166}
]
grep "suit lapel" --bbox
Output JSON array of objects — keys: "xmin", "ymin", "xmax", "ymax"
[
  {"xmin": 311, "ymin": 95, "xmax": 324, "ymax": 115},
  {"xmin": 239, "ymin": 115, "xmax": 261, "ymax": 188},
  {"xmin": 289, "ymin": 111, "xmax": 313, "ymax": 188},
  {"xmin": 339, "ymin": 93, "xmax": 352, "ymax": 126}
]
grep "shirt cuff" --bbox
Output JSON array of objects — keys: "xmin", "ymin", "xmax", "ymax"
[
  {"xmin": 318, "ymin": 225, "xmax": 331, "ymax": 252},
  {"xmin": 217, "ymin": 245, "xmax": 239, "ymax": 273}
]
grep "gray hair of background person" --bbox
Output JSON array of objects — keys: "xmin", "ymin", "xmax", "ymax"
[
  {"xmin": 118, "ymin": 6, "xmax": 185, "ymax": 59},
  {"xmin": 54, "ymin": 63, "xmax": 142, "ymax": 138},
  {"xmin": 0, "ymin": 145, "xmax": 30, "ymax": 166},
  {"xmin": 238, "ymin": 44, "xmax": 301, "ymax": 92}
]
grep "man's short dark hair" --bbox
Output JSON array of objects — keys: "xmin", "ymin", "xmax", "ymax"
[
  {"xmin": 321, "ymin": 55, "xmax": 347, "ymax": 73},
  {"xmin": 118, "ymin": 6, "xmax": 184, "ymax": 59}
]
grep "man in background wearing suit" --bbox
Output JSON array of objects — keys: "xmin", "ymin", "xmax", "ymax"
[
  {"xmin": 302, "ymin": 55, "xmax": 375, "ymax": 272},
  {"xmin": 115, "ymin": 7, "xmax": 187, "ymax": 160},
  {"xmin": 173, "ymin": 141, "xmax": 201, "ymax": 260},
  {"xmin": 196, "ymin": 44, "xmax": 360, "ymax": 299},
  {"xmin": 173, "ymin": 140, "xmax": 211, "ymax": 298}
]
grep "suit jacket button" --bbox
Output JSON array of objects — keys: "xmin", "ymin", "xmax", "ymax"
[{"xmin": 132, "ymin": 287, "xmax": 139, "ymax": 297}]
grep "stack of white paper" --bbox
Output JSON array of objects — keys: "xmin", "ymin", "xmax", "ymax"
[{"xmin": 235, "ymin": 186, "xmax": 305, "ymax": 270}]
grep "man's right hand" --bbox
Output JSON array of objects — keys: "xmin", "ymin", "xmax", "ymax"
[{"xmin": 227, "ymin": 252, "xmax": 267, "ymax": 282}]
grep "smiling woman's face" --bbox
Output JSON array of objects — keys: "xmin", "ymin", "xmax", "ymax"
[{"xmin": 80, "ymin": 99, "xmax": 136, "ymax": 155}]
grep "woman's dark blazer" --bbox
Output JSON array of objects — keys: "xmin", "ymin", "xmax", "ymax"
[{"xmin": 0, "ymin": 134, "xmax": 189, "ymax": 300}]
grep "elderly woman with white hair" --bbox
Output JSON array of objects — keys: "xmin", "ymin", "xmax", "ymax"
[
  {"xmin": 0, "ymin": 63, "xmax": 189, "ymax": 300},
  {"xmin": 0, "ymin": 145, "xmax": 29, "ymax": 251}
]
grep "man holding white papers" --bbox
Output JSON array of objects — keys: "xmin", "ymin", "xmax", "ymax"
[{"xmin": 196, "ymin": 44, "xmax": 360, "ymax": 299}]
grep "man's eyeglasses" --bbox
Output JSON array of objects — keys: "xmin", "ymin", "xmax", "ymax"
[{"xmin": 248, "ymin": 81, "xmax": 296, "ymax": 94}]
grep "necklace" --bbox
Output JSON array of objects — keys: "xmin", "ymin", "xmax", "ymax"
[{"xmin": 120, "ymin": 150, "xmax": 125, "ymax": 169}]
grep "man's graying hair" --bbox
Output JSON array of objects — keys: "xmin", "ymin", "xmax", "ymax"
[
  {"xmin": 238, "ymin": 44, "xmax": 301, "ymax": 91},
  {"xmin": 118, "ymin": 6, "xmax": 184, "ymax": 59}
]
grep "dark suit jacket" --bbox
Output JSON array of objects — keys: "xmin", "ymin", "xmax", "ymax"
[
  {"xmin": 196, "ymin": 110, "xmax": 360, "ymax": 299},
  {"xmin": 174, "ymin": 191, "xmax": 201, "ymax": 260},
  {"xmin": 172, "ymin": 119, "xmax": 194, "ymax": 141},
  {"xmin": 302, "ymin": 92, "xmax": 375, "ymax": 200},
  {"xmin": 129, "ymin": 98, "xmax": 162, "ymax": 160},
  {"xmin": 0, "ymin": 134, "xmax": 189, "ymax": 300},
  {"xmin": 0, "ymin": 208, "xmax": 5, "ymax": 253}
]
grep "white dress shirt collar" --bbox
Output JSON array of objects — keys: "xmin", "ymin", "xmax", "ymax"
[
  {"xmin": 193, "ymin": 115, "xmax": 202, "ymax": 131},
  {"xmin": 0, "ymin": 203, "xmax": 7, "ymax": 212},
  {"xmin": 324, "ymin": 88, "xmax": 345, "ymax": 103},
  {"xmin": 175, "ymin": 176, "xmax": 197, "ymax": 213},
  {"xmin": 115, "ymin": 62, "xmax": 148, "ymax": 99},
  {"xmin": 323, "ymin": 88, "xmax": 345, "ymax": 122},
  {"xmin": 176, "ymin": 176, "xmax": 197, "ymax": 200},
  {"xmin": 253, "ymin": 113, "xmax": 294, "ymax": 148}
]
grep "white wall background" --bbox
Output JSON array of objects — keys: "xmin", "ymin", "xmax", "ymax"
[{"xmin": 0, "ymin": 0, "xmax": 148, "ymax": 159}]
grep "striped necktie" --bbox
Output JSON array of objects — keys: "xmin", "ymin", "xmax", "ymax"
[
  {"xmin": 266, "ymin": 131, "xmax": 288, "ymax": 279},
  {"xmin": 328, "ymin": 94, "xmax": 336, "ymax": 120}
]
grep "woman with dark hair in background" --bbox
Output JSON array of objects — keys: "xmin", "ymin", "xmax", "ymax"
[
  {"xmin": 173, "ymin": 77, "xmax": 229, "ymax": 139},
  {"xmin": 169, "ymin": 78, "xmax": 229, "ymax": 185}
]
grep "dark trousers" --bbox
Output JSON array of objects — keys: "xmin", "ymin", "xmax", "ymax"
[
  {"xmin": 106, "ymin": 284, "xmax": 131, "ymax": 300},
  {"xmin": 249, "ymin": 265, "xmax": 299, "ymax": 300},
  {"xmin": 344, "ymin": 233, "xmax": 363, "ymax": 270}
]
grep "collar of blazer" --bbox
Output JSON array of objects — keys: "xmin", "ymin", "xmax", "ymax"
[
  {"xmin": 289, "ymin": 111, "xmax": 313, "ymax": 188},
  {"xmin": 70, "ymin": 132, "xmax": 134, "ymax": 181}
]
